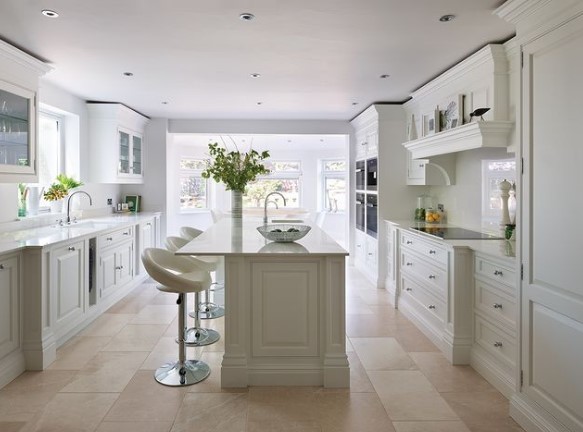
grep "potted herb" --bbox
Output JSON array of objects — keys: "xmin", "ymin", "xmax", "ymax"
[
  {"xmin": 202, "ymin": 142, "xmax": 270, "ymax": 218},
  {"xmin": 43, "ymin": 174, "xmax": 83, "ymax": 213}
]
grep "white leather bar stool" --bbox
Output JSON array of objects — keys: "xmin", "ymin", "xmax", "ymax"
[
  {"xmin": 141, "ymin": 248, "xmax": 216, "ymax": 386},
  {"xmin": 179, "ymin": 226, "xmax": 204, "ymax": 241}
]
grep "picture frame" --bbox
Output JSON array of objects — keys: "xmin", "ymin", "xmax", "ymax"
[
  {"xmin": 440, "ymin": 94, "xmax": 464, "ymax": 130},
  {"xmin": 422, "ymin": 109, "xmax": 440, "ymax": 136},
  {"xmin": 124, "ymin": 195, "xmax": 141, "ymax": 212}
]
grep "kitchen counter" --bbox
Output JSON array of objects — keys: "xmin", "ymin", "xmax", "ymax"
[{"xmin": 177, "ymin": 217, "xmax": 349, "ymax": 388}]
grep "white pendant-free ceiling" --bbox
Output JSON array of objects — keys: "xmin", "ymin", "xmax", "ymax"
[{"xmin": 0, "ymin": 0, "xmax": 513, "ymax": 120}]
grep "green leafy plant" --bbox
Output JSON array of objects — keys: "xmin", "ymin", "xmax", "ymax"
[
  {"xmin": 43, "ymin": 174, "xmax": 83, "ymax": 201},
  {"xmin": 201, "ymin": 142, "xmax": 270, "ymax": 192}
]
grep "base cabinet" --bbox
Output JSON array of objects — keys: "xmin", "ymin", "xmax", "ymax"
[
  {"xmin": 0, "ymin": 253, "xmax": 23, "ymax": 388},
  {"xmin": 136, "ymin": 215, "xmax": 159, "ymax": 276},
  {"xmin": 98, "ymin": 226, "xmax": 134, "ymax": 300}
]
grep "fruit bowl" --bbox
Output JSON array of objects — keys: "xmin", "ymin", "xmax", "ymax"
[{"xmin": 257, "ymin": 224, "xmax": 311, "ymax": 243}]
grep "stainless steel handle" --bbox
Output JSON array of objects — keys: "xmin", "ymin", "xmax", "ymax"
[
  {"xmin": 494, "ymin": 341, "xmax": 503, "ymax": 347},
  {"xmin": 406, "ymin": 262, "xmax": 413, "ymax": 266},
  {"xmin": 123, "ymin": 232, "xmax": 130, "ymax": 236},
  {"xmin": 406, "ymin": 240, "xmax": 413, "ymax": 245},
  {"xmin": 107, "ymin": 237, "xmax": 113, "ymax": 241},
  {"xmin": 68, "ymin": 246, "xmax": 76, "ymax": 251},
  {"xmin": 429, "ymin": 250, "xmax": 436, "ymax": 254},
  {"xmin": 493, "ymin": 303, "xmax": 503, "ymax": 309},
  {"xmin": 405, "ymin": 287, "xmax": 412, "ymax": 292},
  {"xmin": 428, "ymin": 275, "xmax": 436, "ymax": 279},
  {"xmin": 428, "ymin": 305, "xmax": 436, "ymax": 310},
  {"xmin": 494, "ymin": 270, "xmax": 503, "ymax": 276}
]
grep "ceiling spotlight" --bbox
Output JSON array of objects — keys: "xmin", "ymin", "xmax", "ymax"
[
  {"xmin": 250, "ymin": 73, "xmax": 261, "ymax": 78},
  {"xmin": 123, "ymin": 72, "xmax": 134, "ymax": 77},
  {"xmin": 239, "ymin": 13, "xmax": 255, "ymax": 21},
  {"xmin": 41, "ymin": 9, "xmax": 59, "ymax": 18},
  {"xmin": 161, "ymin": 101, "xmax": 168, "ymax": 105},
  {"xmin": 439, "ymin": 14, "xmax": 456, "ymax": 22},
  {"xmin": 379, "ymin": 74, "xmax": 390, "ymax": 79},
  {"xmin": 352, "ymin": 102, "xmax": 359, "ymax": 106},
  {"xmin": 256, "ymin": 101, "xmax": 263, "ymax": 105}
]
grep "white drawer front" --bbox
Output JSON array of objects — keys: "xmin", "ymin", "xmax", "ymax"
[
  {"xmin": 401, "ymin": 276, "xmax": 445, "ymax": 327},
  {"xmin": 99, "ymin": 226, "xmax": 133, "ymax": 248},
  {"xmin": 474, "ymin": 255, "xmax": 515, "ymax": 289},
  {"xmin": 474, "ymin": 278, "xmax": 516, "ymax": 328},
  {"xmin": 400, "ymin": 231, "xmax": 447, "ymax": 267},
  {"xmin": 401, "ymin": 250, "xmax": 446, "ymax": 297},
  {"xmin": 474, "ymin": 314, "xmax": 516, "ymax": 369}
]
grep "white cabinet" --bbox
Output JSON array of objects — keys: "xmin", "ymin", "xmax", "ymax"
[
  {"xmin": 87, "ymin": 103, "xmax": 149, "ymax": 184},
  {"xmin": 0, "ymin": 254, "xmax": 21, "ymax": 361},
  {"xmin": 406, "ymin": 154, "xmax": 429, "ymax": 185},
  {"xmin": 470, "ymin": 252, "xmax": 516, "ymax": 398},
  {"xmin": 50, "ymin": 240, "xmax": 86, "ymax": 337},
  {"xmin": 353, "ymin": 229, "xmax": 377, "ymax": 278},
  {"xmin": 355, "ymin": 128, "xmax": 378, "ymax": 160},
  {"xmin": 98, "ymin": 226, "xmax": 134, "ymax": 299},
  {"xmin": 384, "ymin": 221, "xmax": 398, "ymax": 306},
  {"xmin": 136, "ymin": 215, "xmax": 159, "ymax": 276}
]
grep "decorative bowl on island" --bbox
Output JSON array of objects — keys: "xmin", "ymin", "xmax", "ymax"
[{"xmin": 257, "ymin": 224, "xmax": 311, "ymax": 243}]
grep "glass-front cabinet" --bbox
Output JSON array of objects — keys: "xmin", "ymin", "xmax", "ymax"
[
  {"xmin": 117, "ymin": 127, "xmax": 143, "ymax": 178},
  {"xmin": 0, "ymin": 80, "xmax": 36, "ymax": 178}
]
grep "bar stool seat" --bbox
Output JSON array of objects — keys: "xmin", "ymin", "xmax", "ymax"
[{"xmin": 142, "ymin": 248, "xmax": 217, "ymax": 386}]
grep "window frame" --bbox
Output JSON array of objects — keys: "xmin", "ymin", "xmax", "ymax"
[
  {"xmin": 178, "ymin": 156, "xmax": 209, "ymax": 212},
  {"xmin": 244, "ymin": 159, "xmax": 303, "ymax": 208},
  {"xmin": 36, "ymin": 110, "xmax": 65, "ymax": 212},
  {"xmin": 481, "ymin": 158, "xmax": 516, "ymax": 223},
  {"xmin": 321, "ymin": 159, "xmax": 346, "ymax": 213}
]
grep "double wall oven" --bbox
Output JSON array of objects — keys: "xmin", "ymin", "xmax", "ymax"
[{"xmin": 355, "ymin": 157, "xmax": 378, "ymax": 239}]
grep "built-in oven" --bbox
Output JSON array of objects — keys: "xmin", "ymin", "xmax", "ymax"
[
  {"xmin": 366, "ymin": 194, "xmax": 378, "ymax": 238},
  {"xmin": 355, "ymin": 160, "xmax": 365, "ymax": 190},
  {"xmin": 355, "ymin": 193, "xmax": 365, "ymax": 232},
  {"xmin": 366, "ymin": 158, "xmax": 378, "ymax": 191}
]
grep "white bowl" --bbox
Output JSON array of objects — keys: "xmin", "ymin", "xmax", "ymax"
[{"xmin": 257, "ymin": 224, "xmax": 311, "ymax": 243}]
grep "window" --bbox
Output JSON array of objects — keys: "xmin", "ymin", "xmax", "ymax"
[
  {"xmin": 179, "ymin": 158, "xmax": 208, "ymax": 210},
  {"xmin": 322, "ymin": 160, "xmax": 346, "ymax": 212},
  {"xmin": 244, "ymin": 160, "xmax": 301, "ymax": 208},
  {"xmin": 36, "ymin": 112, "xmax": 64, "ymax": 209},
  {"xmin": 482, "ymin": 159, "xmax": 516, "ymax": 222}
]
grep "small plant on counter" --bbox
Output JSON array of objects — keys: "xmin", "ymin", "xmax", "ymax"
[
  {"xmin": 201, "ymin": 141, "xmax": 270, "ymax": 192},
  {"xmin": 43, "ymin": 174, "xmax": 83, "ymax": 201}
]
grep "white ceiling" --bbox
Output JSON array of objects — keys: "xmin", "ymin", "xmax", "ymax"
[
  {"xmin": 0, "ymin": 0, "xmax": 514, "ymax": 121},
  {"xmin": 172, "ymin": 134, "xmax": 347, "ymax": 151}
]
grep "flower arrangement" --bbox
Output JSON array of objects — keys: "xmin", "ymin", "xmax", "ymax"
[
  {"xmin": 201, "ymin": 142, "xmax": 270, "ymax": 192},
  {"xmin": 43, "ymin": 174, "xmax": 83, "ymax": 201}
]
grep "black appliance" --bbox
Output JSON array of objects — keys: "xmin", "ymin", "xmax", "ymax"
[
  {"xmin": 411, "ymin": 226, "xmax": 504, "ymax": 240},
  {"xmin": 355, "ymin": 160, "xmax": 365, "ymax": 190},
  {"xmin": 366, "ymin": 158, "xmax": 378, "ymax": 191},
  {"xmin": 355, "ymin": 193, "xmax": 365, "ymax": 232},
  {"xmin": 366, "ymin": 194, "xmax": 378, "ymax": 238}
]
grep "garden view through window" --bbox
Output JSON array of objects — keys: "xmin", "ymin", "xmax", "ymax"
[
  {"xmin": 180, "ymin": 158, "xmax": 208, "ymax": 210},
  {"xmin": 243, "ymin": 160, "xmax": 301, "ymax": 208}
]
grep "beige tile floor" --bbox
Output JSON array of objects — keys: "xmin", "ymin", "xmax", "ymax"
[{"xmin": 0, "ymin": 266, "xmax": 525, "ymax": 432}]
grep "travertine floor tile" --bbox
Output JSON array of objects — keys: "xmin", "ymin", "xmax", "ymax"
[
  {"xmin": 95, "ymin": 421, "xmax": 173, "ymax": 432},
  {"xmin": 346, "ymin": 315, "xmax": 399, "ymax": 337},
  {"xmin": 352, "ymin": 337, "xmax": 416, "ymax": 371},
  {"xmin": 395, "ymin": 325, "xmax": 440, "ymax": 352},
  {"xmin": 393, "ymin": 420, "xmax": 471, "ymax": 432},
  {"xmin": 101, "ymin": 324, "xmax": 168, "ymax": 351},
  {"xmin": 346, "ymin": 352, "xmax": 375, "ymax": 393},
  {"xmin": 248, "ymin": 387, "xmax": 320, "ymax": 422},
  {"xmin": 140, "ymin": 336, "xmax": 204, "ymax": 371},
  {"xmin": 171, "ymin": 393, "xmax": 248, "ymax": 432},
  {"xmin": 48, "ymin": 335, "xmax": 112, "ymax": 370},
  {"xmin": 80, "ymin": 313, "xmax": 134, "ymax": 337},
  {"xmin": 0, "ymin": 421, "xmax": 27, "ymax": 431},
  {"xmin": 130, "ymin": 304, "xmax": 177, "ymax": 324},
  {"xmin": 247, "ymin": 420, "xmax": 321, "ymax": 432}
]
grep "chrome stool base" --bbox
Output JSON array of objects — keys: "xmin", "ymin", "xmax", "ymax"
[
  {"xmin": 181, "ymin": 327, "xmax": 221, "ymax": 346},
  {"xmin": 192, "ymin": 303, "xmax": 225, "ymax": 320},
  {"xmin": 154, "ymin": 360, "xmax": 210, "ymax": 386}
]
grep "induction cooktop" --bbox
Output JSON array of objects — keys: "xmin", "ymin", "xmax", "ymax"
[{"xmin": 411, "ymin": 227, "xmax": 504, "ymax": 240}]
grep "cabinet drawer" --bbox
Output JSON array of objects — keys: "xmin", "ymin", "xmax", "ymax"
[
  {"xmin": 474, "ymin": 255, "xmax": 515, "ymax": 288},
  {"xmin": 401, "ymin": 276, "xmax": 445, "ymax": 327},
  {"xmin": 474, "ymin": 314, "xmax": 516, "ymax": 369},
  {"xmin": 401, "ymin": 250, "xmax": 446, "ymax": 297},
  {"xmin": 474, "ymin": 278, "xmax": 516, "ymax": 328},
  {"xmin": 400, "ymin": 231, "xmax": 447, "ymax": 267},
  {"xmin": 99, "ymin": 226, "xmax": 133, "ymax": 248}
]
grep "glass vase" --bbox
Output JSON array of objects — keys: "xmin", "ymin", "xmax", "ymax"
[{"xmin": 231, "ymin": 190, "xmax": 243, "ymax": 219}]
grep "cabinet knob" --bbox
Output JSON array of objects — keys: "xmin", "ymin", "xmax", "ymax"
[
  {"xmin": 368, "ymin": 252, "xmax": 373, "ymax": 256},
  {"xmin": 494, "ymin": 270, "xmax": 503, "ymax": 276},
  {"xmin": 428, "ymin": 275, "xmax": 436, "ymax": 279},
  {"xmin": 0, "ymin": 264, "xmax": 4, "ymax": 270},
  {"xmin": 406, "ymin": 240, "xmax": 413, "ymax": 245},
  {"xmin": 356, "ymin": 244, "xmax": 362, "ymax": 248},
  {"xmin": 429, "ymin": 250, "xmax": 436, "ymax": 254},
  {"xmin": 123, "ymin": 232, "xmax": 130, "ymax": 236},
  {"xmin": 418, "ymin": 163, "xmax": 425, "ymax": 168},
  {"xmin": 68, "ymin": 246, "xmax": 76, "ymax": 251},
  {"xmin": 428, "ymin": 305, "xmax": 436, "ymax": 310},
  {"xmin": 406, "ymin": 262, "xmax": 413, "ymax": 266},
  {"xmin": 405, "ymin": 287, "xmax": 412, "ymax": 292},
  {"xmin": 493, "ymin": 303, "xmax": 503, "ymax": 309},
  {"xmin": 146, "ymin": 223, "xmax": 151, "ymax": 226},
  {"xmin": 116, "ymin": 265, "xmax": 124, "ymax": 270},
  {"xmin": 107, "ymin": 237, "xmax": 113, "ymax": 241},
  {"xmin": 493, "ymin": 341, "xmax": 503, "ymax": 348}
]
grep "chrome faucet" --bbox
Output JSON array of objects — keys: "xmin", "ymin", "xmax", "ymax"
[
  {"xmin": 263, "ymin": 192, "xmax": 286, "ymax": 224},
  {"xmin": 66, "ymin": 190, "xmax": 93, "ymax": 223}
]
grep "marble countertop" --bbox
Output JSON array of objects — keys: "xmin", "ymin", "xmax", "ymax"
[
  {"xmin": 385, "ymin": 219, "xmax": 516, "ymax": 261},
  {"xmin": 176, "ymin": 218, "xmax": 348, "ymax": 256},
  {"xmin": 0, "ymin": 212, "xmax": 160, "ymax": 255}
]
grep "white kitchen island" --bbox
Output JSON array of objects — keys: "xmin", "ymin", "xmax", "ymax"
[{"xmin": 176, "ymin": 218, "xmax": 349, "ymax": 388}]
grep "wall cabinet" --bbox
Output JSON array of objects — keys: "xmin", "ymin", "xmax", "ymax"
[
  {"xmin": 87, "ymin": 103, "xmax": 149, "ymax": 184},
  {"xmin": 98, "ymin": 226, "xmax": 134, "ymax": 299}
]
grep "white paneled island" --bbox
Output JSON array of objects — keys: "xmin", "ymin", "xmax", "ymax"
[{"xmin": 176, "ymin": 218, "xmax": 349, "ymax": 388}]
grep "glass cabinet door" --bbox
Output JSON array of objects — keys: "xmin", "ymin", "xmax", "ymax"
[
  {"xmin": 132, "ymin": 135, "xmax": 142, "ymax": 175},
  {"xmin": 118, "ymin": 130, "xmax": 130, "ymax": 174},
  {"xmin": 0, "ymin": 80, "xmax": 35, "ymax": 175}
]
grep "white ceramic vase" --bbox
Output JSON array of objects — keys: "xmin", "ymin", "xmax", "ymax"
[{"xmin": 231, "ymin": 190, "xmax": 243, "ymax": 219}]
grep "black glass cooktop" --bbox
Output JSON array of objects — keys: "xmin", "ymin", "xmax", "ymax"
[{"xmin": 411, "ymin": 227, "xmax": 504, "ymax": 240}]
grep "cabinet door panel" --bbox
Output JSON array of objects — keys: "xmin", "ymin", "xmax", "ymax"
[
  {"xmin": 116, "ymin": 242, "xmax": 133, "ymax": 287},
  {"xmin": 100, "ymin": 248, "xmax": 116, "ymax": 298},
  {"xmin": 0, "ymin": 256, "xmax": 19, "ymax": 359},
  {"xmin": 53, "ymin": 243, "xmax": 84, "ymax": 327},
  {"xmin": 118, "ymin": 130, "xmax": 130, "ymax": 174}
]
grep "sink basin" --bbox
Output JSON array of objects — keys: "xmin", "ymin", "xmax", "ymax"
[
  {"xmin": 257, "ymin": 224, "xmax": 311, "ymax": 243},
  {"xmin": 58, "ymin": 221, "xmax": 115, "ymax": 230}
]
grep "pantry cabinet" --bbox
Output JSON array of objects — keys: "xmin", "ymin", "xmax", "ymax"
[{"xmin": 87, "ymin": 103, "xmax": 149, "ymax": 184}]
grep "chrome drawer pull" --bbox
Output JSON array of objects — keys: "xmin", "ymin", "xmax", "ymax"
[
  {"xmin": 107, "ymin": 237, "xmax": 113, "ymax": 241},
  {"xmin": 68, "ymin": 246, "xmax": 76, "ymax": 251},
  {"xmin": 428, "ymin": 305, "xmax": 436, "ymax": 309},
  {"xmin": 429, "ymin": 250, "xmax": 436, "ymax": 254},
  {"xmin": 115, "ymin": 265, "xmax": 124, "ymax": 270},
  {"xmin": 406, "ymin": 240, "xmax": 413, "ymax": 244},
  {"xmin": 493, "ymin": 341, "xmax": 503, "ymax": 347},
  {"xmin": 405, "ymin": 288, "xmax": 412, "ymax": 292},
  {"xmin": 123, "ymin": 232, "xmax": 130, "ymax": 235},
  {"xmin": 428, "ymin": 275, "xmax": 436, "ymax": 279},
  {"xmin": 406, "ymin": 262, "xmax": 413, "ymax": 266},
  {"xmin": 146, "ymin": 223, "xmax": 151, "ymax": 226},
  {"xmin": 494, "ymin": 270, "xmax": 503, "ymax": 276},
  {"xmin": 493, "ymin": 303, "xmax": 503, "ymax": 309},
  {"xmin": 356, "ymin": 244, "xmax": 362, "ymax": 248},
  {"xmin": 368, "ymin": 253, "xmax": 373, "ymax": 256}
]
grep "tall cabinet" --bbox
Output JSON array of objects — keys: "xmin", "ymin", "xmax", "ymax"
[
  {"xmin": 496, "ymin": 1, "xmax": 583, "ymax": 432},
  {"xmin": 351, "ymin": 105, "xmax": 418, "ymax": 287}
]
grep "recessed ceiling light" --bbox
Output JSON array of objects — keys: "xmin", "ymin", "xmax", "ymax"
[
  {"xmin": 379, "ymin": 74, "xmax": 390, "ymax": 79},
  {"xmin": 352, "ymin": 102, "xmax": 359, "ymax": 106},
  {"xmin": 439, "ymin": 14, "xmax": 456, "ymax": 22},
  {"xmin": 239, "ymin": 13, "xmax": 255, "ymax": 21},
  {"xmin": 41, "ymin": 9, "xmax": 59, "ymax": 18},
  {"xmin": 123, "ymin": 72, "xmax": 134, "ymax": 77},
  {"xmin": 250, "ymin": 73, "xmax": 261, "ymax": 78},
  {"xmin": 161, "ymin": 101, "xmax": 168, "ymax": 105},
  {"xmin": 256, "ymin": 101, "xmax": 263, "ymax": 105}
]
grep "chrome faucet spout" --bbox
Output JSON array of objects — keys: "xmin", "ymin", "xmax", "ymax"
[
  {"xmin": 66, "ymin": 190, "xmax": 93, "ymax": 223},
  {"xmin": 263, "ymin": 192, "xmax": 287, "ymax": 224}
]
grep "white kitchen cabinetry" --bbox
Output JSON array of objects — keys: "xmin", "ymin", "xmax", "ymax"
[
  {"xmin": 87, "ymin": 103, "xmax": 149, "ymax": 184},
  {"xmin": 0, "ymin": 40, "xmax": 51, "ymax": 183},
  {"xmin": 98, "ymin": 226, "xmax": 134, "ymax": 299},
  {"xmin": 384, "ymin": 221, "xmax": 398, "ymax": 306},
  {"xmin": 0, "ymin": 253, "xmax": 23, "ymax": 388},
  {"xmin": 136, "ymin": 215, "xmax": 159, "ymax": 276},
  {"xmin": 470, "ymin": 252, "xmax": 516, "ymax": 399},
  {"xmin": 50, "ymin": 240, "xmax": 86, "ymax": 342}
]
